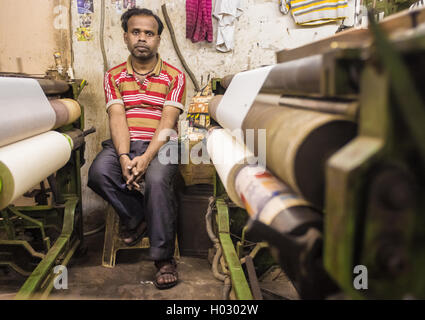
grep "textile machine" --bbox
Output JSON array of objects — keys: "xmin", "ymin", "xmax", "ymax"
[
  {"xmin": 0, "ymin": 76, "xmax": 93, "ymax": 299},
  {"xmin": 205, "ymin": 7, "xmax": 425, "ymax": 299}
]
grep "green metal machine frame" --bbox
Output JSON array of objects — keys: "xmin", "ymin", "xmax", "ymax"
[
  {"xmin": 209, "ymin": 9, "xmax": 425, "ymax": 299},
  {"xmin": 324, "ymin": 13, "xmax": 425, "ymax": 299},
  {"xmin": 0, "ymin": 80, "xmax": 88, "ymax": 299},
  {"xmin": 211, "ymin": 170, "xmax": 280, "ymax": 300}
]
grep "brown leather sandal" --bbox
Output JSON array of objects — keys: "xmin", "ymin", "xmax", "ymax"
[{"xmin": 154, "ymin": 259, "xmax": 178, "ymax": 290}]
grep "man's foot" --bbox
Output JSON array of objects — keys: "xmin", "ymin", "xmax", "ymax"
[
  {"xmin": 121, "ymin": 221, "xmax": 147, "ymax": 246},
  {"xmin": 154, "ymin": 259, "xmax": 178, "ymax": 290}
]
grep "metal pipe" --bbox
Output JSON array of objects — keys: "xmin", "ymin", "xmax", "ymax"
[
  {"xmin": 212, "ymin": 245, "xmax": 226, "ymax": 282},
  {"xmin": 220, "ymin": 255, "xmax": 229, "ymax": 275},
  {"xmin": 219, "ymin": 55, "xmax": 323, "ymax": 95},
  {"xmin": 209, "ymin": 93, "xmax": 358, "ymax": 124},
  {"xmin": 222, "ymin": 277, "xmax": 232, "ymax": 300},
  {"xmin": 220, "ymin": 74, "xmax": 235, "ymax": 89},
  {"xmin": 279, "ymin": 95, "xmax": 358, "ymax": 119},
  {"xmin": 62, "ymin": 127, "xmax": 95, "ymax": 151},
  {"xmin": 263, "ymin": 55, "xmax": 323, "ymax": 95},
  {"xmin": 205, "ymin": 197, "xmax": 219, "ymax": 244},
  {"xmin": 36, "ymin": 79, "xmax": 70, "ymax": 95},
  {"xmin": 84, "ymin": 224, "xmax": 105, "ymax": 237},
  {"xmin": 240, "ymin": 242, "xmax": 269, "ymax": 265},
  {"xmin": 245, "ymin": 256, "xmax": 263, "ymax": 300},
  {"xmin": 206, "ymin": 197, "xmax": 225, "ymax": 281}
]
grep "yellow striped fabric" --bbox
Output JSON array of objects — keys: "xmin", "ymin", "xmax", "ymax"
[{"xmin": 283, "ymin": 0, "xmax": 348, "ymax": 25}]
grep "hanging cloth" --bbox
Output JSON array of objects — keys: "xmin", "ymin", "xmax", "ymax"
[
  {"xmin": 280, "ymin": 0, "xmax": 348, "ymax": 26},
  {"xmin": 213, "ymin": 0, "xmax": 243, "ymax": 52},
  {"xmin": 186, "ymin": 0, "xmax": 213, "ymax": 43}
]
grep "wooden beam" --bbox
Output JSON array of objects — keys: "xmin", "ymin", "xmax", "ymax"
[{"xmin": 276, "ymin": 7, "xmax": 425, "ymax": 63}]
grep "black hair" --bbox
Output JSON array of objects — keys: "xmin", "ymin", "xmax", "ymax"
[{"xmin": 121, "ymin": 8, "xmax": 164, "ymax": 35}]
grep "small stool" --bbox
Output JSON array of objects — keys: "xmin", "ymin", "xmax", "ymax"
[{"xmin": 102, "ymin": 206, "xmax": 180, "ymax": 268}]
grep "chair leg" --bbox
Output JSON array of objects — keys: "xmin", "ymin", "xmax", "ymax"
[
  {"xmin": 174, "ymin": 235, "xmax": 180, "ymax": 261},
  {"xmin": 102, "ymin": 206, "xmax": 119, "ymax": 268},
  {"xmin": 102, "ymin": 207, "xmax": 180, "ymax": 267}
]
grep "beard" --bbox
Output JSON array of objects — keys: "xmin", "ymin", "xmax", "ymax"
[{"xmin": 130, "ymin": 45, "xmax": 155, "ymax": 61}]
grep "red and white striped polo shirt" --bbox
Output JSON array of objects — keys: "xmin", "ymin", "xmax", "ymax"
[{"xmin": 104, "ymin": 54, "xmax": 186, "ymax": 141}]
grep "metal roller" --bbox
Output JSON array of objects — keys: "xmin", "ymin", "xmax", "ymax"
[
  {"xmin": 278, "ymin": 95, "xmax": 358, "ymax": 119},
  {"xmin": 233, "ymin": 163, "xmax": 323, "ymax": 244},
  {"xmin": 242, "ymin": 101, "xmax": 356, "ymax": 208},
  {"xmin": 220, "ymin": 74, "xmax": 235, "ymax": 90},
  {"xmin": 36, "ymin": 79, "xmax": 70, "ymax": 95},
  {"xmin": 245, "ymin": 192, "xmax": 338, "ymax": 299},
  {"xmin": 208, "ymin": 95, "xmax": 357, "ymax": 208},
  {"xmin": 0, "ymin": 78, "xmax": 81, "ymax": 147},
  {"xmin": 210, "ymin": 93, "xmax": 358, "ymax": 119},
  {"xmin": 219, "ymin": 154, "xmax": 335, "ymax": 299},
  {"xmin": 49, "ymin": 99, "xmax": 82, "ymax": 129},
  {"xmin": 208, "ymin": 95, "xmax": 222, "ymax": 121},
  {"xmin": 62, "ymin": 127, "xmax": 96, "ymax": 151},
  {"xmin": 220, "ymin": 55, "xmax": 323, "ymax": 95},
  {"xmin": 262, "ymin": 55, "xmax": 323, "ymax": 95}
]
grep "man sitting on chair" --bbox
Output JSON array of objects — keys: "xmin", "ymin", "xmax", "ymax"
[{"xmin": 88, "ymin": 7, "xmax": 185, "ymax": 290}]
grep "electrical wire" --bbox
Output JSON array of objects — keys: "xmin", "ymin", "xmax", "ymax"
[
  {"xmin": 84, "ymin": 223, "xmax": 105, "ymax": 236},
  {"xmin": 205, "ymin": 197, "xmax": 232, "ymax": 300}
]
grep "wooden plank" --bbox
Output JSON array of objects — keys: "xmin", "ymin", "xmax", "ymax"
[{"xmin": 276, "ymin": 7, "xmax": 425, "ymax": 63}]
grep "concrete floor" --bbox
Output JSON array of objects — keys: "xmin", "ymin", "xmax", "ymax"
[
  {"xmin": 0, "ymin": 227, "xmax": 298, "ymax": 300},
  {"xmin": 52, "ymin": 231, "xmax": 224, "ymax": 300}
]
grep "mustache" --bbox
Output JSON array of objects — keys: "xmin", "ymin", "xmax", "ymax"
[{"xmin": 135, "ymin": 44, "xmax": 150, "ymax": 49}]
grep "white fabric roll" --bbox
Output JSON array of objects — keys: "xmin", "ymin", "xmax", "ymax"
[
  {"xmin": 206, "ymin": 128, "xmax": 256, "ymax": 207},
  {"xmin": 0, "ymin": 131, "xmax": 72, "ymax": 209},
  {"xmin": 0, "ymin": 77, "xmax": 56, "ymax": 147},
  {"xmin": 215, "ymin": 66, "xmax": 273, "ymax": 133}
]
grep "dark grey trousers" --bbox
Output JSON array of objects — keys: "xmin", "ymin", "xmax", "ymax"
[{"xmin": 87, "ymin": 139, "xmax": 179, "ymax": 261}]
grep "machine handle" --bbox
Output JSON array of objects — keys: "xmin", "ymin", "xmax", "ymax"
[{"xmin": 83, "ymin": 126, "xmax": 96, "ymax": 137}]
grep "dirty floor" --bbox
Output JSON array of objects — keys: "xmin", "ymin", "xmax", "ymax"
[{"xmin": 0, "ymin": 228, "xmax": 298, "ymax": 300}]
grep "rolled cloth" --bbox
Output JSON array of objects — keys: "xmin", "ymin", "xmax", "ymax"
[
  {"xmin": 241, "ymin": 102, "xmax": 356, "ymax": 208},
  {"xmin": 0, "ymin": 77, "xmax": 56, "ymax": 147},
  {"xmin": 0, "ymin": 131, "xmax": 72, "ymax": 209},
  {"xmin": 50, "ymin": 98, "xmax": 81, "ymax": 129},
  {"xmin": 0, "ymin": 78, "xmax": 81, "ymax": 147},
  {"xmin": 209, "ymin": 73, "xmax": 356, "ymax": 208},
  {"xmin": 206, "ymin": 128, "xmax": 256, "ymax": 207}
]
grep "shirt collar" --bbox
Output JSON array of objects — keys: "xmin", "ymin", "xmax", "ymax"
[{"xmin": 126, "ymin": 54, "xmax": 163, "ymax": 77}]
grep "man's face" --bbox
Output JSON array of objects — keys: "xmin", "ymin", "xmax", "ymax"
[{"xmin": 124, "ymin": 15, "xmax": 160, "ymax": 61}]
